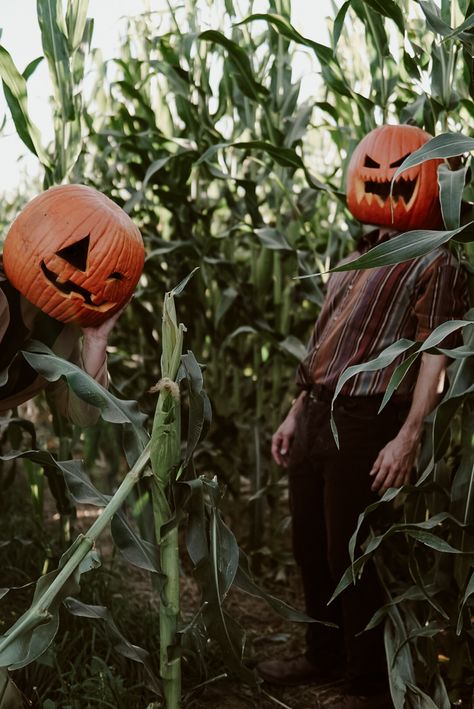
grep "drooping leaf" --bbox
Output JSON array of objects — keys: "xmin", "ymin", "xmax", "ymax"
[
  {"xmin": 110, "ymin": 514, "xmax": 162, "ymax": 577},
  {"xmin": 415, "ymin": 0, "xmax": 453, "ymax": 35},
  {"xmin": 55, "ymin": 459, "xmax": 161, "ymax": 575},
  {"xmin": 438, "ymin": 163, "xmax": 468, "ymax": 230},
  {"xmin": 236, "ymin": 13, "xmax": 334, "ymax": 67},
  {"xmin": 278, "ymin": 335, "xmax": 308, "ymax": 362},
  {"xmin": 329, "ymin": 222, "xmax": 474, "ymax": 274},
  {"xmin": 0, "ymin": 46, "xmax": 51, "ymax": 165},
  {"xmin": 234, "ymin": 552, "xmax": 325, "ymax": 624},
  {"xmin": 392, "ymin": 133, "xmax": 474, "ymax": 183},
  {"xmin": 199, "ymin": 30, "xmax": 268, "ymax": 101},
  {"xmin": 63, "ymin": 597, "xmax": 161, "ymax": 695},
  {"xmin": 21, "ymin": 341, "xmax": 149, "ymax": 458},
  {"xmin": 0, "ymin": 542, "xmax": 100, "ymax": 670},
  {"xmin": 457, "ymin": 571, "xmax": 474, "ymax": 634},
  {"xmin": 254, "ymin": 227, "xmax": 292, "ymax": 251},
  {"xmin": 362, "ymin": 0, "xmax": 405, "ymax": 34},
  {"xmin": 178, "ymin": 351, "xmax": 212, "ymax": 465},
  {"xmin": 333, "ymin": 1, "xmax": 351, "ymax": 49}
]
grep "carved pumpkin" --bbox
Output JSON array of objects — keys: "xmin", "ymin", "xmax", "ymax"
[
  {"xmin": 346, "ymin": 124, "xmax": 443, "ymax": 230},
  {"xmin": 3, "ymin": 184, "xmax": 145, "ymax": 327}
]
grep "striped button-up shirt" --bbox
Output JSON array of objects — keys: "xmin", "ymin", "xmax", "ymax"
[{"xmin": 296, "ymin": 242, "xmax": 467, "ymax": 399}]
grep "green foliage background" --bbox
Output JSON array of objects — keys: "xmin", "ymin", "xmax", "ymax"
[{"xmin": 0, "ymin": 0, "xmax": 473, "ymax": 707}]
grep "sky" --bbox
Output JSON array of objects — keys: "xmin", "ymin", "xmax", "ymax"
[{"xmin": 0, "ymin": 0, "xmax": 336, "ymax": 193}]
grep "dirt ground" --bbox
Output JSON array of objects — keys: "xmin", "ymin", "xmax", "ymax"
[{"xmin": 82, "ymin": 503, "xmax": 351, "ymax": 709}]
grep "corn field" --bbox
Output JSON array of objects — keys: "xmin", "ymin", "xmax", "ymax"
[{"xmin": 0, "ymin": 0, "xmax": 473, "ymax": 707}]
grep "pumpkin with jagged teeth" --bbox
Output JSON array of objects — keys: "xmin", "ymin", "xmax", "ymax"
[{"xmin": 346, "ymin": 124, "xmax": 443, "ymax": 231}]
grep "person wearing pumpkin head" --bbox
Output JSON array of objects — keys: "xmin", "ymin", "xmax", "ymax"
[
  {"xmin": 257, "ymin": 125, "xmax": 468, "ymax": 709},
  {"xmin": 0, "ymin": 184, "xmax": 145, "ymax": 426}
]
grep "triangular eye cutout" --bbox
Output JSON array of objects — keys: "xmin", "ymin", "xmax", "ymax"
[
  {"xmin": 390, "ymin": 152, "xmax": 412, "ymax": 168},
  {"xmin": 363, "ymin": 154, "xmax": 380, "ymax": 168},
  {"xmin": 56, "ymin": 235, "xmax": 90, "ymax": 271}
]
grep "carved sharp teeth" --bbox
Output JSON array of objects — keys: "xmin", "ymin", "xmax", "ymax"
[
  {"xmin": 365, "ymin": 192, "xmax": 373, "ymax": 206},
  {"xmin": 374, "ymin": 194, "xmax": 386, "ymax": 208},
  {"xmin": 356, "ymin": 178, "xmax": 365, "ymax": 203}
]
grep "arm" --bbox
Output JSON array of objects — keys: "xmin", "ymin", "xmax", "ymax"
[
  {"xmin": 271, "ymin": 391, "xmax": 306, "ymax": 467},
  {"xmin": 80, "ymin": 307, "xmax": 124, "ymax": 383},
  {"xmin": 48, "ymin": 308, "xmax": 125, "ymax": 426},
  {"xmin": 369, "ymin": 352, "xmax": 448, "ymax": 495}
]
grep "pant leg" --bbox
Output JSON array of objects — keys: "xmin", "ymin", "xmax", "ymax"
[
  {"xmin": 288, "ymin": 395, "xmax": 344, "ymax": 663},
  {"xmin": 323, "ymin": 397, "xmax": 407, "ymax": 679}
]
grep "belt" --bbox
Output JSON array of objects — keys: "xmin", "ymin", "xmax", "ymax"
[
  {"xmin": 306, "ymin": 383, "xmax": 409, "ymax": 407},
  {"xmin": 307, "ymin": 384, "xmax": 336, "ymax": 403}
]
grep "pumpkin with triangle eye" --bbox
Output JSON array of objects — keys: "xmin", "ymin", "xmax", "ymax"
[
  {"xmin": 346, "ymin": 124, "xmax": 443, "ymax": 231},
  {"xmin": 2, "ymin": 184, "xmax": 145, "ymax": 327}
]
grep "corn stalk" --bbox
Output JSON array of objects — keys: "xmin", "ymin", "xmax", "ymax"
[{"xmin": 149, "ymin": 288, "xmax": 186, "ymax": 708}]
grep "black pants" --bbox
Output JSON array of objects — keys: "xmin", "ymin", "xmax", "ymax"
[{"xmin": 288, "ymin": 391, "xmax": 409, "ymax": 680}]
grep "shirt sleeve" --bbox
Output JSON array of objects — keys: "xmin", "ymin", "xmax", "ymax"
[{"xmin": 414, "ymin": 256, "xmax": 468, "ymax": 348}]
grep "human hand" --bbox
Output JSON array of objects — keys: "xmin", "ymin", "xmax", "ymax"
[
  {"xmin": 81, "ymin": 302, "xmax": 128, "ymax": 344},
  {"xmin": 271, "ymin": 412, "xmax": 298, "ymax": 467},
  {"xmin": 369, "ymin": 431, "xmax": 419, "ymax": 496}
]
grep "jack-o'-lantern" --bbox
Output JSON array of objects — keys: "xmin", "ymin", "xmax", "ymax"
[
  {"xmin": 3, "ymin": 184, "xmax": 145, "ymax": 327},
  {"xmin": 346, "ymin": 124, "xmax": 443, "ymax": 230}
]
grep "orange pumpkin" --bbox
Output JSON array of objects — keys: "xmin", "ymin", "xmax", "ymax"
[
  {"xmin": 3, "ymin": 184, "xmax": 145, "ymax": 327},
  {"xmin": 346, "ymin": 124, "xmax": 443, "ymax": 231}
]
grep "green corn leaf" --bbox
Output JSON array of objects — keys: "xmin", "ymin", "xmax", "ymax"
[
  {"xmin": 63, "ymin": 598, "xmax": 161, "ymax": 695},
  {"xmin": 21, "ymin": 341, "xmax": 148, "ymax": 456},
  {"xmin": 438, "ymin": 163, "xmax": 468, "ymax": 230},
  {"xmin": 197, "ymin": 140, "xmax": 332, "ymax": 191},
  {"xmin": 236, "ymin": 13, "xmax": 334, "ymax": 66},
  {"xmin": 110, "ymin": 515, "xmax": 162, "ymax": 577},
  {"xmin": 0, "ymin": 541, "xmax": 100, "ymax": 670},
  {"xmin": 392, "ymin": 133, "xmax": 474, "ymax": 183},
  {"xmin": 178, "ymin": 351, "xmax": 212, "ymax": 465},
  {"xmin": 254, "ymin": 227, "xmax": 292, "ymax": 251},
  {"xmin": 0, "ymin": 46, "xmax": 51, "ymax": 166},
  {"xmin": 0, "ymin": 668, "xmax": 25, "ymax": 707},
  {"xmin": 65, "ymin": 0, "xmax": 90, "ymax": 51},
  {"xmin": 22, "ymin": 56, "xmax": 44, "ymax": 81},
  {"xmin": 443, "ymin": 13, "xmax": 474, "ymax": 40},
  {"xmin": 333, "ymin": 338, "xmax": 417, "ymax": 407},
  {"xmin": 405, "ymin": 684, "xmax": 441, "ymax": 709},
  {"xmin": 415, "ymin": 0, "xmax": 453, "ymax": 35},
  {"xmin": 362, "ymin": 0, "xmax": 405, "ymax": 33},
  {"xmin": 379, "ymin": 351, "xmax": 419, "ymax": 411},
  {"xmin": 333, "ymin": 1, "xmax": 351, "ymax": 49},
  {"xmin": 384, "ymin": 612, "xmax": 415, "ymax": 709},
  {"xmin": 329, "ymin": 221, "xmax": 474, "ymax": 273},
  {"xmin": 457, "ymin": 571, "xmax": 474, "ymax": 634},
  {"xmin": 199, "ymin": 30, "xmax": 268, "ymax": 101},
  {"xmin": 278, "ymin": 335, "xmax": 308, "ymax": 362},
  {"xmin": 234, "ymin": 551, "xmax": 326, "ymax": 624},
  {"xmin": 56, "ymin": 458, "xmax": 110, "ymax": 507},
  {"xmin": 37, "ymin": 0, "xmax": 75, "ymax": 121}
]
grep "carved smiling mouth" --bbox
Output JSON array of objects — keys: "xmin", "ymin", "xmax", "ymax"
[
  {"xmin": 363, "ymin": 176, "xmax": 418, "ymax": 208},
  {"xmin": 40, "ymin": 260, "xmax": 109, "ymax": 309}
]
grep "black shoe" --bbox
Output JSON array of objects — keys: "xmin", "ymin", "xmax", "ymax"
[{"xmin": 256, "ymin": 653, "xmax": 344, "ymax": 687}]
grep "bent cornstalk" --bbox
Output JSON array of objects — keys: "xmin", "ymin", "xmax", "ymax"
[{"xmin": 0, "ymin": 442, "xmax": 152, "ymax": 666}]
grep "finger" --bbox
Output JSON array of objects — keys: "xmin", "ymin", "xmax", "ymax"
[
  {"xmin": 370, "ymin": 465, "xmax": 392, "ymax": 492},
  {"xmin": 271, "ymin": 435, "xmax": 285, "ymax": 467},
  {"xmin": 369, "ymin": 453, "xmax": 383, "ymax": 476}
]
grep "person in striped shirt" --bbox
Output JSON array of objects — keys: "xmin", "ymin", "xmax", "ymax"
[{"xmin": 258, "ymin": 127, "xmax": 468, "ymax": 709}]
